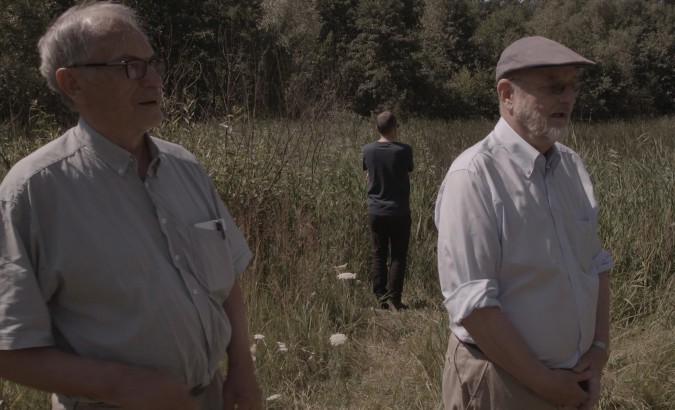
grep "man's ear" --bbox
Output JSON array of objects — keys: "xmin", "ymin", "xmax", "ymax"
[
  {"xmin": 497, "ymin": 78, "xmax": 515, "ymax": 111},
  {"xmin": 55, "ymin": 68, "xmax": 85, "ymax": 102}
]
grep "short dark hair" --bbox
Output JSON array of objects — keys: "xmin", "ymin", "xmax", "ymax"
[{"xmin": 376, "ymin": 111, "xmax": 397, "ymax": 136}]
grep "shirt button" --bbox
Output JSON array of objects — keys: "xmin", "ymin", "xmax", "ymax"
[
  {"xmin": 161, "ymin": 218, "xmax": 167, "ymax": 224},
  {"xmin": 192, "ymin": 289, "xmax": 199, "ymax": 295},
  {"xmin": 117, "ymin": 169, "xmax": 124, "ymax": 175},
  {"xmin": 174, "ymin": 255, "xmax": 181, "ymax": 262}
]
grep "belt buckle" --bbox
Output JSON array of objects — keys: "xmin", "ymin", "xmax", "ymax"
[{"xmin": 190, "ymin": 384, "xmax": 206, "ymax": 396}]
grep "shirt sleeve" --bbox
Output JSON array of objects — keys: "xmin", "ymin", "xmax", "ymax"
[
  {"xmin": 574, "ymin": 153, "xmax": 614, "ymax": 275},
  {"xmin": 593, "ymin": 250, "xmax": 613, "ymax": 274},
  {"xmin": 435, "ymin": 169, "xmax": 502, "ymax": 327},
  {"xmin": 0, "ymin": 198, "xmax": 54, "ymax": 350}
]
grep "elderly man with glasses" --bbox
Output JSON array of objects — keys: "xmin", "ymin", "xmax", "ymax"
[
  {"xmin": 0, "ymin": 2, "xmax": 261, "ymax": 409},
  {"xmin": 435, "ymin": 36, "xmax": 613, "ymax": 409}
]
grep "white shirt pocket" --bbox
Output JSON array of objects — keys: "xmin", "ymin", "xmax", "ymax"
[{"xmin": 187, "ymin": 219, "xmax": 235, "ymax": 302}]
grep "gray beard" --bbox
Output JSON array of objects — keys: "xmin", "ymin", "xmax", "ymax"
[{"xmin": 514, "ymin": 99, "xmax": 569, "ymax": 143}]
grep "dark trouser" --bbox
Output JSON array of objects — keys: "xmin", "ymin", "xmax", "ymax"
[{"xmin": 367, "ymin": 213, "xmax": 411, "ymax": 302}]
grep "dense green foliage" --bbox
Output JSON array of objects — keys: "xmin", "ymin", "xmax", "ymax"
[{"xmin": 1, "ymin": 0, "xmax": 673, "ymax": 124}]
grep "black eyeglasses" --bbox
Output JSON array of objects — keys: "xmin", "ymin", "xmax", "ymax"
[{"xmin": 68, "ymin": 57, "xmax": 166, "ymax": 80}]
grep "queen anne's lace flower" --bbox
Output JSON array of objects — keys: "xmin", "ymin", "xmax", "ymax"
[{"xmin": 329, "ymin": 333, "xmax": 348, "ymax": 346}]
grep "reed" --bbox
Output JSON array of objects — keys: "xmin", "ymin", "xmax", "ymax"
[{"xmin": 1, "ymin": 115, "xmax": 673, "ymax": 409}]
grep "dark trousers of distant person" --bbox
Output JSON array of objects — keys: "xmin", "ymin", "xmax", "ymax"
[{"xmin": 367, "ymin": 213, "xmax": 411, "ymax": 303}]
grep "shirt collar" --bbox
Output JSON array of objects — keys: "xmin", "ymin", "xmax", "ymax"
[
  {"xmin": 76, "ymin": 118, "xmax": 162, "ymax": 177},
  {"xmin": 146, "ymin": 136, "xmax": 163, "ymax": 178},
  {"xmin": 493, "ymin": 118, "xmax": 561, "ymax": 178}
]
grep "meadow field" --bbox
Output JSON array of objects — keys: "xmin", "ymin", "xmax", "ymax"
[{"xmin": 0, "ymin": 114, "xmax": 673, "ymax": 409}]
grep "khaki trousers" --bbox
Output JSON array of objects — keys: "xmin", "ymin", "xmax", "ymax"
[
  {"xmin": 442, "ymin": 335, "xmax": 575, "ymax": 410},
  {"xmin": 51, "ymin": 371, "xmax": 224, "ymax": 410}
]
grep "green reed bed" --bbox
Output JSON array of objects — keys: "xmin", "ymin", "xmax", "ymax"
[{"xmin": 0, "ymin": 115, "xmax": 673, "ymax": 409}]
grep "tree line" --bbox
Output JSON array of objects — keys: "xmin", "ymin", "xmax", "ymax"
[{"xmin": 1, "ymin": 0, "xmax": 673, "ymax": 126}]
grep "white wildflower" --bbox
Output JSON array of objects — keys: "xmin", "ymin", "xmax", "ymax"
[
  {"xmin": 334, "ymin": 263, "xmax": 348, "ymax": 270},
  {"xmin": 329, "ymin": 333, "xmax": 348, "ymax": 346},
  {"xmin": 337, "ymin": 272, "xmax": 357, "ymax": 280},
  {"xmin": 277, "ymin": 342, "xmax": 288, "ymax": 352},
  {"xmin": 254, "ymin": 334, "xmax": 265, "ymax": 341},
  {"xmin": 249, "ymin": 343, "xmax": 257, "ymax": 362},
  {"xmin": 266, "ymin": 394, "xmax": 281, "ymax": 401}
]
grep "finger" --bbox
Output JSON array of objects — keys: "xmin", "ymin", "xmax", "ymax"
[
  {"xmin": 222, "ymin": 388, "xmax": 236, "ymax": 410},
  {"xmin": 574, "ymin": 369, "xmax": 593, "ymax": 382},
  {"xmin": 572, "ymin": 357, "xmax": 590, "ymax": 373},
  {"xmin": 587, "ymin": 376, "xmax": 601, "ymax": 405}
]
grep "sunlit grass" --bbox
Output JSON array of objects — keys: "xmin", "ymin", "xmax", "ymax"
[{"xmin": 0, "ymin": 114, "xmax": 673, "ymax": 409}]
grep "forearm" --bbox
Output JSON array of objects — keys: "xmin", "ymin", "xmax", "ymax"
[
  {"xmin": 0, "ymin": 347, "xmax": 172, "ymax": 404},
  {"xmin": 462, "ymin": 307, "xmax": 554, "ymax": 394},
  {"xmin": 223, "ymin": 280, "xmax": 255, "ymax": 370},
  {"xmin": 221, "ymin": 279, "xmax": 261, "ymax": 408}
]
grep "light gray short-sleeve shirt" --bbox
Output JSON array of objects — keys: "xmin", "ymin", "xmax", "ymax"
[{"xmin": 0, "ymin": 119, "xmax": 251, "ymax": 390}]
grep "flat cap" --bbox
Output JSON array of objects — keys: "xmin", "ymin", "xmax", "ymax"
[{"xmin": 496, "ymin": 36, "xmax": 596, "ymax": 80}]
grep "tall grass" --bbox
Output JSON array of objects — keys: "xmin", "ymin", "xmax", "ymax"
[{"xmin": 0, "ymin": 114, "xmax": 673, "ymax": 409}]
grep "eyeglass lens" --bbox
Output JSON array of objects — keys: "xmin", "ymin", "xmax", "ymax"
[{"xmin": 126, "ymin": 59, "xmax": 166, "ymax": 80}]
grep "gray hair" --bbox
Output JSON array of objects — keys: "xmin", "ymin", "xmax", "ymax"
[{"xmin": 37, "ymin": 1, "xmax": 148, "ymax": 108}]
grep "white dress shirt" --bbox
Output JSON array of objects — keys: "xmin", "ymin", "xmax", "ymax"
[{"xmin": 435, "ymin": 118, "xmax": 613, "ymax": 369}]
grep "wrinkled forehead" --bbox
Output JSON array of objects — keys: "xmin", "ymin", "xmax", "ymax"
[{"xmin": 87, "ymin": 21, "xmax": 153, "ymax": 61}]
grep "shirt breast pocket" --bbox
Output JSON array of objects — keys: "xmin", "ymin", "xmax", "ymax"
[{"xmin": 187, "ymin": 220, "xmax": 235, "ymax": 302}]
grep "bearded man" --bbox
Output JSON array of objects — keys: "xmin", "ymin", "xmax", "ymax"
[{"xmin": 434, "ymin": 36, "xmax": 613, "ymax": 409}]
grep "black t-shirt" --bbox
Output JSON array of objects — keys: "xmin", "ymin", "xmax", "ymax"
[{"xmin": 362, "ymin": 141, "xmax": 414, "ymax": 216}]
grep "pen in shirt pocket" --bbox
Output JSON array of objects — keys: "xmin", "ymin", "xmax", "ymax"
[{"xmin": 215, "ymin": 219, "xmax": 226, "ymax": 240}]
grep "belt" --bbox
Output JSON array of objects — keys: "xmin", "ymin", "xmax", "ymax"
[
  {"xmin": 190, "ymin": 384, "xmax": 207, "ymax": 396},
  {"xmin": 458, "ymin": 337, "xmax": 484, "ymax": 355}
]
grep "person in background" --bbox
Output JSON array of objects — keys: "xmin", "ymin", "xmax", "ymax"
[
  {"xmin": 435, "ymin": 36, "xmax": 612, "ymax": 409},
  {"xmin": 0, "ymin": 2, "xmax": 261, "ymax": 409},
  {"xmin": 362, "ymin": 111, "xmax": 414, "ymax": 311}
]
